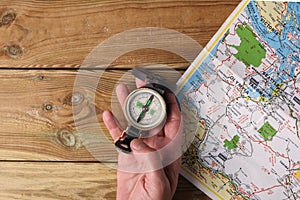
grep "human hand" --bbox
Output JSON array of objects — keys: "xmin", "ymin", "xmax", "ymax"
[{"xmin": 102, "ymin": 79, "xmax": 182, "ymax": 200}]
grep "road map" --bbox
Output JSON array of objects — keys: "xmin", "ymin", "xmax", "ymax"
[{"xmin": 177, "ymin": 0, "xmax": 300, "ymax": 199}]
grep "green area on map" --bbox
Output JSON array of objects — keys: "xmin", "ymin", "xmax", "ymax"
[
  {"xmin": 258, "ymin": 121, "xmax": 277, "ymax": 141},
  {"xmin": 231, "ymin": 22, "xmax": 266, "ymax": 67},
  {"xmin": 224, "ymin": 135, "xmax": 240, "ymax": 150}
]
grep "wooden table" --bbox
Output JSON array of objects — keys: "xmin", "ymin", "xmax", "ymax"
[{"xmin": 0, "ymin": 1, "xmax": 240, "ymax": 199}]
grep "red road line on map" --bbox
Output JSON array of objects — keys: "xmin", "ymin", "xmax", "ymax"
[
  {"xmin": 261, "ymin": 59, "xmax": 278, "ymax": 72},
  {"xmin": 251, "ymin": 184, "xmax": 283, "ymax": 196},
  {"xmin": 227, "ymin": 21, "xmax": 244, "ymax": 38},
  {"xmin": 185, "ymin": 81, "xmax": 208, "ymax": 96},
  {"xmin": 215, "ymin": 47, "xmax": 233, "ymax": 70},
  {"xmin": 274, "ymin": 2, "xmax": 288, "ymax": 35}
]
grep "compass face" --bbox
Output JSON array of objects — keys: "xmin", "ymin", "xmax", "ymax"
[{"xmin": 124, "ymin": 88, "xmax": 167, "ymax": 130}]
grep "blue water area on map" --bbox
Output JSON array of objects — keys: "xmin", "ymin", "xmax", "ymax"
[
  {"xmin": 245, "ymin": 1, "xmax": 300, "ymax": 99},
  {"xmin": 180, "ymin": 1, "xmax": 300, "ymax": 101},
  {"xmin": 182, "ymin": 40, "xmax": 222, "ymax": 96}
]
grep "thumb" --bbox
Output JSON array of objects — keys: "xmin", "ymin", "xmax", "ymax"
[{"xmin": 131, "ymin": 139, "xmax": 155, "ymax": 153}]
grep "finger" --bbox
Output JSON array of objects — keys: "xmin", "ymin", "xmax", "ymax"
[
  {"xmin": 102, "ymin": 110, "xmax": 122, "ymax": 141},
  {"xmin": 164, "ymin": 92, "xmax": 182, "ymax": 139},
  {"xmin": 165, "ymin": 92, "xmax": 181, "ymax": 122},
  {"xmin": 136, "ymin": 78, "xmax": 147, "ymax": 88},
  {"xmin": 116, "ymin": 84, "xmax": 129, "ymax": 108}
]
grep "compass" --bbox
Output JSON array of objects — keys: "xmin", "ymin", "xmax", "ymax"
[
  {"xmin": 124, "ymin": 87, "xmax": 166, "ymax": 131},
  {"xmin": 115, "ymin": 66, "xmax": 175, "ymax": 153}
]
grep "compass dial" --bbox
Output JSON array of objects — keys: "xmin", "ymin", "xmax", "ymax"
[{"xmin": 124, "ymin": 88, "xmax": 167, "ymax": 130}]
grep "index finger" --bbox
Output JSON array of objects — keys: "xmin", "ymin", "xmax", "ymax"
[
  {"xmin": 116, "ymin": 84, "xmax": 129, "ymax": 108},
  {"xmin": 165, "ymin": 92, "xmax": 181, "ymax": 123}
]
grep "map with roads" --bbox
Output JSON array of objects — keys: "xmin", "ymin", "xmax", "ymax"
[{"xmin": 177, "ymin": 1, "xmax": 300, "ymax": 199}]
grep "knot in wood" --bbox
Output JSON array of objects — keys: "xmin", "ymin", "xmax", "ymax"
[
  {"xmin": 57, "ymin": 129, "xmax": 76, "ymax": 147},
  {"xmin": 0, "ymin": 9, "xmax": 16, "ymax": 26},
  {"xmin": 4, "ymin": 44, "xmax": 23, "ymax": 59},
  {"xmin": 63, "ymin": 92, "xmax": 84, "ymax": 106},
  {"xmin": 43, "ymin": 103, "xmax": 53, "ymax": 111},
  {"xmin": 72, "ymin": 92, "xmax": 84, "ymax": 105}
]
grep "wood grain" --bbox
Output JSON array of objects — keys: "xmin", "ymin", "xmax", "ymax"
[
  {"xmin": 0, "ymin": 162, "xmax": 209, "ymax": 200},
  {"xmin": 0, "ymin": 162, "xmax": 117, "ymax": 200},
  {"xmin": 0, "ymin": 69, "xmax": 115, "ymax": 161},
  {"xmin": 0, "ymin": 0, "xmax": 239, "ymax": 68}
]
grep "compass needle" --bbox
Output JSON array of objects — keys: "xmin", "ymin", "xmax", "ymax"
[
  {"xmin": 136, "ymin": 111, "xmax": 145, "ymax": 123},
  {"xmin": 146, "ymin": 95, "xmax": 154, "ymax": 106},
  {"xmin": 136, "ymin": 94, "xmax": 154, "ymax": 123}
]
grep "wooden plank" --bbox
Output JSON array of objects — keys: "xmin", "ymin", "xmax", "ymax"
[
  {"xmin": 0, "ymin": 162, "xmax": 117, "ymax": 200},
  {"xmin": 0, "ymin": 69, "xmax": 183, "ymax": 161},
  {"xmin": 0, "ymin": 69, "xmax": 108, "ymax": 161},
  {"xmin": 0, "ymin": 0, "xmax": 239, "ymax": 68},
  {"xmin": 0, "ymin": 69, "xmax": 118, "ymax": 161},
  {"xmin": 0, "ymin": 162, "xmax": 209, "ymax": 200}
]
